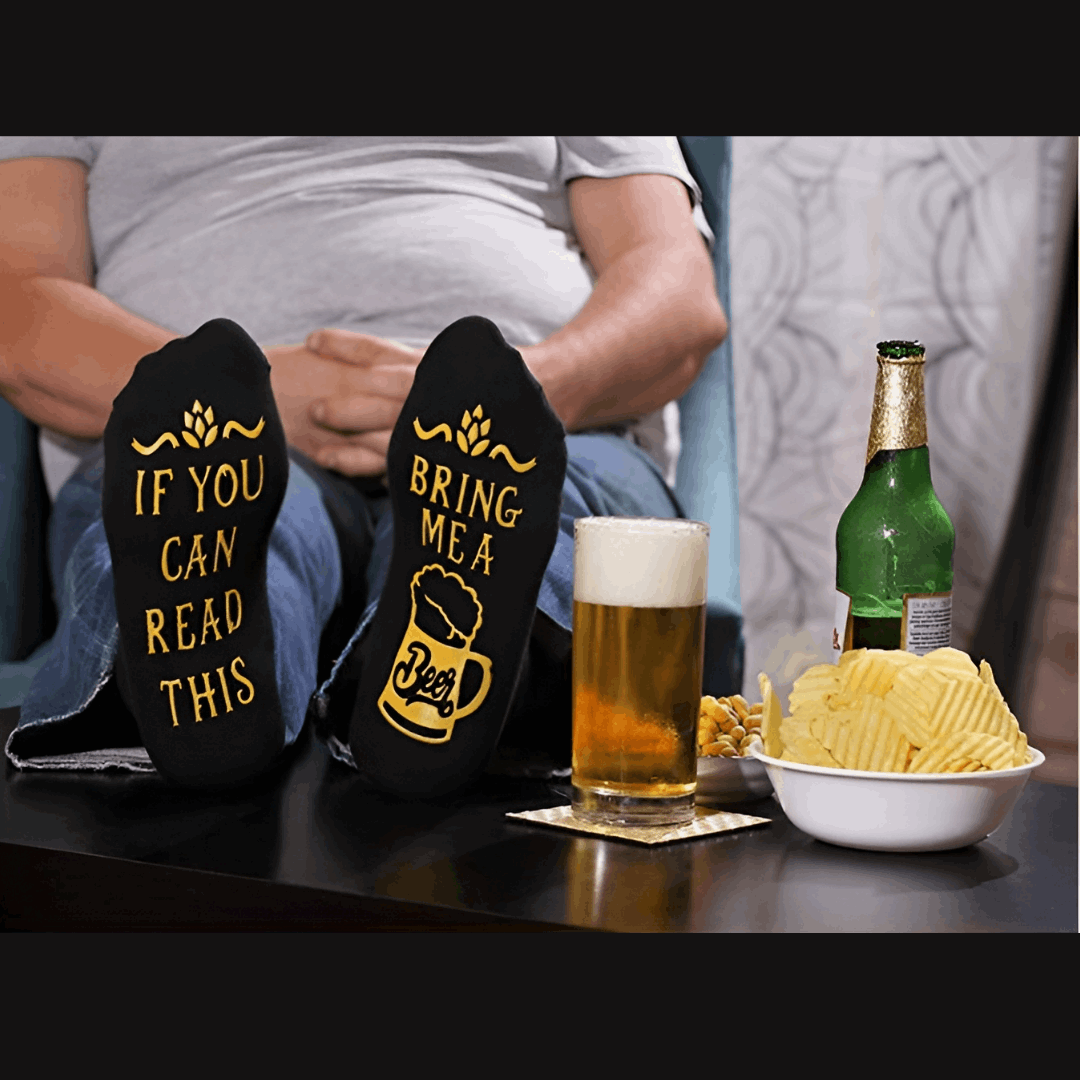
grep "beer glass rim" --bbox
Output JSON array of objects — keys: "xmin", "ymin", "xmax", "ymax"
[{"xmin": 574, "ymin": 516, "xmax": 709, "ymax": 536}]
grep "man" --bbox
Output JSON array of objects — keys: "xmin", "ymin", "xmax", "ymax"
[{"xmin": 0, "ymin": 138, "xmax": 728, "ymax": 791}]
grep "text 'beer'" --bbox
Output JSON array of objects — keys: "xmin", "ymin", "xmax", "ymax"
[{"xmin": 571, "ymin": 518, "xmax": 708, "ymax": 821}]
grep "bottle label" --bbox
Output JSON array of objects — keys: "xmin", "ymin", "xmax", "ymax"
[
  {"xmin": 832, "ymin": 590, "xmax": 852, "ymax": 660},
  {"xmin": 901, "ymin": 592, "xmax": 952, "ymax": 654}
]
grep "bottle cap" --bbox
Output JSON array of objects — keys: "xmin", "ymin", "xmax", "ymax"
[{"xmin": 876, "ymin": 341, "xmax": 926, "ymax": 361}]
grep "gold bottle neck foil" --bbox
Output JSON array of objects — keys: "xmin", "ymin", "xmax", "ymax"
[{"xmin": 865, "ymin": 355, "xmax": 928, "ymax": 464}]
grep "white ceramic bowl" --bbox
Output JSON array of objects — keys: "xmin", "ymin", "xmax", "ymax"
[
  {"xmin": 749, "ymin": 744, "xmax": 1044, "ymax": 852},
  {"xmin": 695, "ymin": 754, "xmax": 774, "ymax": 804}
]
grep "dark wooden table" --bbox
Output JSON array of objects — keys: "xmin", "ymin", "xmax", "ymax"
[{"xmin": 2, "ymin": 706, "xmax": 1076, "ymax": 931}]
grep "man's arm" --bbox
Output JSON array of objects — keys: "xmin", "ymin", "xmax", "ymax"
[
  {"xmin": 521, "ymin": 173, "xmax": 728, "ymax": 431},
  {"xmin": 0, "ymin": 157, "xmax": 381, "ymax": 461},
  {"xmin": 0, "ymin": 158, "xmax": 177, "ymax": 438},
  {"xmin": 305, "ymin": 173, "xmax": 728, "ymax": 475}
]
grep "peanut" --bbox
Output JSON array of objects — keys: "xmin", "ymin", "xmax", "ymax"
[{"xmin": 698, "ymin": 695, "xmax": 766, "ymax": 758}]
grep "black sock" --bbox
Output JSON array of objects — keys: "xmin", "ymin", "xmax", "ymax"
[
  {"xmin": 349, "ymin": 316, "xmax": 567, "ymax": 795},
  {"xmin": 495, "ymin": 609, "xmax": 573, "ymax": 771},
  {"xmin": 103, "ymin": 319, "xmax": 289, "ymax": 786}
]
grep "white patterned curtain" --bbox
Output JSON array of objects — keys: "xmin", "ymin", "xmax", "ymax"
[{"xmin": 732, "ymin": 136, "xmax": 1076, "ymax": 703}]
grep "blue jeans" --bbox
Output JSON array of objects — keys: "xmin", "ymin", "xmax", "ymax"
[{"xmin": 6, "ymin": 433, "xmax": 681, "ymax": 771}]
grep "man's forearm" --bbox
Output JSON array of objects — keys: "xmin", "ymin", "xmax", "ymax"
[
  {"xmin": 0, "ymin": 274, "xmax": 179, "ymax": 438},
  {"xmin": 0, "ymin": 157, "xmax": 175, "ymax": 439},
  {"xmin": 520, "ymin": 237, "xmax": 728, "ymax": 432},
  {"xmin": 0, "ymin": 272, "xmax": 374, "ymax": 466}
]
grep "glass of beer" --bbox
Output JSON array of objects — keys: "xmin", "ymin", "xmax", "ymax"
[{"xmin": 571, "ymin": 517, "xmax": 708, "ymax": 827}]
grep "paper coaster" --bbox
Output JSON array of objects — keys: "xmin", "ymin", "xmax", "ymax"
[{"xmin": 505, "ymin": 804, "xmax": 771, "ymax": 846}]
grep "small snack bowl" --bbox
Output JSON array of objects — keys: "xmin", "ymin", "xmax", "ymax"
[
  {"xmin": 748, "ymin": 744, "xmax": 1044, "ymax": 852},
  {"xmin": 695, "ymin": 753, "xmax": 774, "ymax": 805}
]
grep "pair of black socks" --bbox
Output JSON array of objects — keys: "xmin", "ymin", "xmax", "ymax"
[{"xmin": 103, "ymin": 317, "xmax": 567, "ymax": 792}]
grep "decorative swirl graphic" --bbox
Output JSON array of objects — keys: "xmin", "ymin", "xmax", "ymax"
[
  {"xmin": 413, "ymin": 418, "xmax": 452, "ymax": 442},
  {"xmin": 488, "ymin": 445, "xmax": 536, "ymax": 473},
  {"xmin": 223, "ymin": 418, "xmax": 265, "ymax": 440},
  {"xmin": 131, "ymin": 433, "xmax": 180, "ymax": 456}
]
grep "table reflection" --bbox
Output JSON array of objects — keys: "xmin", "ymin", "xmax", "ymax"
[{"xmin": 565, "ymin": 836, "xmax": 694, "ymax": 931}]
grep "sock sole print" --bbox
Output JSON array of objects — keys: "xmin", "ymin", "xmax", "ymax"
[
  {"xmin": 349, "ymin": 317, "xmax": 567, "ymax": 796},
  {"xmin": 103, "ymin": 319, "xmax": 289, "ymax": 786}
]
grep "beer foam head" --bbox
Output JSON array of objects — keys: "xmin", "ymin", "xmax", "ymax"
[
  {"xmin": 573, "ymin": 517, "xmax": 708, "ymax": 607},
  {"xmin": 412, "ymin": 564, "xmax": 481, "ymax": 644}
]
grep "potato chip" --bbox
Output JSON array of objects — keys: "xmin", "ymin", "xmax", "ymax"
[
  {"xmin": 893, "ymin": 663, "xmax": 953, "ymax": 714},
  {"xmin": 826, "ymin": 697, "xmax": 908, "ymax": 772},
  {"xmin": 789, "ymin": 663, "xmax": 842, "ymax": 709},
  {"xmin": 755, "ymin": 646, "xmax": 1030, "ymax": 774},
  {"xmin": 979, "ymin": 660, "xmax": 1003, "ymax": 700},
  {"xmin": 758, "ymin": 672, "xmax": 783, "ymax": 759},
  {"xmin": 908, "ymin": 731, "xmax": 1016, "ymax": 774},
  {"xmin": 789, "ymin": 736, "xmax": 842, "ymax": 768},
  {"xmin": 978, "ymin": 660, "xmax": 1029, "ymax": 766},
  {"xmin": 838, "ymin": 648, "xmax": 867, "ymax": 668},
  {"xmin": 1013, "ymin": 730, "xmax": 1030, "ymax": 768},
  {"xmin": 840, "ymin": 648, "xmax": 918, "ymax": 701},
  {"xmin": 929, "ymin": 677, "xmax": 1009, "ymax": 742},
  {"xmin": 781, "ymin": 715, "xmax": 842, "ymax": 768},
  {"xmin": 881, "ymin": 687, "xmax": 934, "ymax": 748},
  {"xmin": 859, "ymin": 698, "xmax": 910, "ymax": 772},
  {"xmin": 943, "ymin": 758, "xmax": 985, "ymax": 774},
  {"xmin": 921, "ymin": 647, "xmax": 979, "ymax": 678},
  {"xmin": 808, "ymin": 704, "xmax": 860, "ymax": 757}
]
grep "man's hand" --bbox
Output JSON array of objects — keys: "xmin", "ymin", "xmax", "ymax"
[{"xmin": 269, "ymin": 331, "xmax": 423, "ymax": 477}]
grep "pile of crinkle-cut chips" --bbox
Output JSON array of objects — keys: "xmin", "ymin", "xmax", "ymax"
[{"xmin": 757, "ymin": 647, "xmax": 1031, "ymax": 773}]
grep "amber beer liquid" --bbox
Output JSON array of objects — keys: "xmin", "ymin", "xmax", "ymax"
[{"xmin": 571, "ymin": 518, "xmax": 708, "ymax": 826}]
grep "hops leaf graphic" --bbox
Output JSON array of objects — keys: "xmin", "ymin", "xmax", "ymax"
[
  {"xmin": 182, "ymin": 400, "xmax": 219, "ymax": 448},
  {"xmin": 458, "ymin": 404, "xmax": 491, "ymax": 456}
]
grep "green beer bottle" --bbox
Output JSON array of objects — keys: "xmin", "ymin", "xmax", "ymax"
[{"xmin": 834, "ymin": 341, "xmax": 955, "ymax": 655}]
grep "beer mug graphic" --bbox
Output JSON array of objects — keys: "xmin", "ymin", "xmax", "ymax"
[{"xmin": 378, "ymin": 564, "xmax": 494, "ymax": 744}]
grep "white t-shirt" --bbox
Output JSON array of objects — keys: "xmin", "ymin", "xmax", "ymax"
[{"xmin": 0, "ymin": 137, "xmax": 711, "ymax": 496}]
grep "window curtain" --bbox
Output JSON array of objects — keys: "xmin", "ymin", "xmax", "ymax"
[{"xmin": 732, "ymin": 136, "xmax": 1077, "ymax": 703}]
